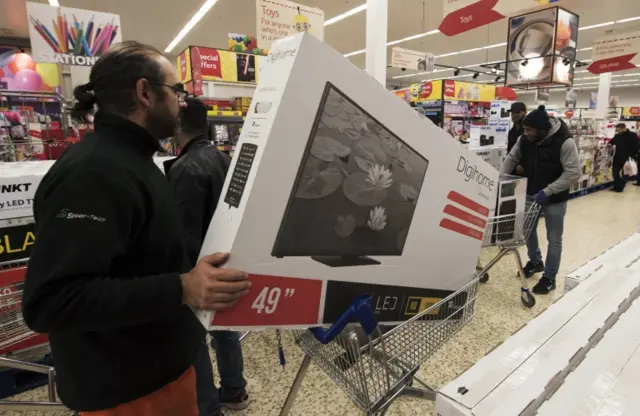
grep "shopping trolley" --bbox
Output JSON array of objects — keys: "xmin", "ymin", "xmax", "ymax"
[
  {"xmin": 279, "ymin": 277, "xmax": 479, "ymax": 416},
  {"xmin": 0, "ymin": 260, "xmax": 66, "ymax": 412},
  {"xmin": 475, "ymin": 196, "xmax": 541, "ymax": 309}
]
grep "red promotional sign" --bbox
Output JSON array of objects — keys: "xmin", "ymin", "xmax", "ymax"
[
  {"xmin": 587, "ymin": 54, "xmax": 638, "ymax": 75},
  {"xmin": 211, "ymin": 273, "xmax": 323, "ymax": 327},
  {"xmin": 444, "ymin": 80, "xmax": 456, "ymax": 98},
  {"xmin": 420, "ymin": 81, "xmax": 433, "ymax": 98},
  {"xmin": 439, "ymin": 0, "xmax": 503, "ymax": 37},
  {"xmin": 495, "ymin": 86, "xmax": 517, "ymax": 100},
  {"xmin": 191, "ymin": 46, "xmax": 223, "ymax": 79},
  {"xmin": 179, "ymin": 53, "xmax": 188, "ymax": 81}
]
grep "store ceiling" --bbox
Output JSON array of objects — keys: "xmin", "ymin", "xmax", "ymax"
[{"xmin": 2, "ymin": 0, "xmax": 640, "ymax": 88}]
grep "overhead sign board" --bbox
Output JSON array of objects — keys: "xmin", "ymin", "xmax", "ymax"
[
  {"xmin": 439, "ymin": 0, "xmax": 562, "ymax": 37},
  {"xmin": 391, "ymin": 47, "xmax": 435, "ymax": 72},
  {"xmin": 588, "ymin": 31, "xmax": 640, "ymax": 75}
]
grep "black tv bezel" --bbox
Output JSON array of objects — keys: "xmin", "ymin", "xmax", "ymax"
[{"xmin": 271, "ymin": 81, "xmax": 429, "ymax": 258}]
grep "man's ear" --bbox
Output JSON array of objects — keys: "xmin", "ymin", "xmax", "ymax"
[{"xmin": 135, "ymin": 78, "xmax": 153, "ymax": 109}]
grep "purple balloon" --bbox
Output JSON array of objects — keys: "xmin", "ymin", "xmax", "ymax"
[{"xmin": 14, "ymin": 69, "xmax": 42, "ymax": 91}]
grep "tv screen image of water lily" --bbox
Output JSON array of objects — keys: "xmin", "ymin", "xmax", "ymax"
[{"xmin": 272, "ymin": 83, "xmax": 429, "ymax": 260}]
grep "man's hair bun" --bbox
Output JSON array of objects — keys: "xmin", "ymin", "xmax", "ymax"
[{"xmin": 71, "ymin": 82, "xmax": 97, "ymax": 123}]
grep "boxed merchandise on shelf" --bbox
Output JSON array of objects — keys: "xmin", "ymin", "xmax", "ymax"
[
  {"xmin": 196, "ymin": 33, "xmax": 498, "ymax": 330},
  {"xmin": 436, "ymin": 262, "xmax": 640, "ymax": 416},
  {"xmin": 468, "ymin": 145, "xmax": 506, "ymax": 170}
]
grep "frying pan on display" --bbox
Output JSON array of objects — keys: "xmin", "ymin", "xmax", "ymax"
[{"xmin": 508, "ymin": 19, "xmax": 555, "ymax": 80}]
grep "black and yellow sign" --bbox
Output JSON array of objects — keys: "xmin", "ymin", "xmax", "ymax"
[{"xmin": 0, "ymin": 223, "xmax": 35, "ymax": 263}]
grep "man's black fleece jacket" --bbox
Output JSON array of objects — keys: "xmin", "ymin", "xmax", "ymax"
[{"xmin": 22, "ymin": 112, "xmax": 203, "ymax": 412}]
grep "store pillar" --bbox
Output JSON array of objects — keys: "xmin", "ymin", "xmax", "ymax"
[
  {"xmin": 595, "ymin": 72, "xmax": 612, "ymax": 119},
  {"xmin": 595, "ymin": 30, "xmax": 614, "ymax": 119},
  {"xmin": 365, "ymin": 0, "xmax": 388, "ymax": 86}
]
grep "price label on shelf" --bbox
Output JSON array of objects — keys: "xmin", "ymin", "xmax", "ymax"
[{"xmin": 211, "ymin": 273, "xmax": 323, "ymax": 327}]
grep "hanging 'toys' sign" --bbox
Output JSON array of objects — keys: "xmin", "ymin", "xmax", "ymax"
[{"xmin": 439, "ymin": 0, "xmax": 561, "ymax": 37}]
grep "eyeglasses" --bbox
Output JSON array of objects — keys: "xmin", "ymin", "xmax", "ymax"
[{"xmin": 153, "ymin": 82, "xmax": 188, "ymax": 102}]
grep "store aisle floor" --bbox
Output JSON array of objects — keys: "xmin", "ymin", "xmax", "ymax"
[{"xmin": 3, "ymin": 186, "xmax": 638, "ymax": 416}]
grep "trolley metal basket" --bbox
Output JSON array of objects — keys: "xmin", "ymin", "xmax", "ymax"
[
  {"xmin": 279, "ymin": 276, "xmax": 480, "ymax": 416},
  {"xmin": 0, "ymin": 218, "xmax": 66, "ymax": 412},
  {"xmin": 475, "ymin": 196, "xmax": 541, "ymax": 308}
]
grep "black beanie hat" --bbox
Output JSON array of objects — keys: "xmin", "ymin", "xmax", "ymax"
[{"xmin": 522, "ymin": 105, "xmax": 550, "ymax": 132}]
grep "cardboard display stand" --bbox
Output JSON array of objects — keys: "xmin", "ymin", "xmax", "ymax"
[{"xmin": 196, "ymin": 33, "xmax": 498, "ymax": 330}]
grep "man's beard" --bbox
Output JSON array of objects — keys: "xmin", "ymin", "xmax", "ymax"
[{"xmin": 146, "ymin": 101, "xmax": 179, "ymax": 140}]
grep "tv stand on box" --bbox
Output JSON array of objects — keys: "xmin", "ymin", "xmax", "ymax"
[{"xmin": 311, "ymin": 256, "xmax": 381, "ymax": 267}]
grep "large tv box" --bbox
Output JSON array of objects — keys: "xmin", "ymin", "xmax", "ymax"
[{"xmin": 195, "ymin": 33, "xmax": 498, "ymax": 330}]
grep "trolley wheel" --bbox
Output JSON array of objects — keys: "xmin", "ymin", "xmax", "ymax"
[
  {"xmin": 479, "ymin": 272, "xmax": 489, "ymax": 283},
  {"xmin": 521, "ymin": 291, "xmax": 536, "ymax": 308}
]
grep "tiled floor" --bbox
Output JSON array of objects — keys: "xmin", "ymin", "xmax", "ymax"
[{"xmin": 2, "ymin": 186, "xmax": 638, "ymax": 416}]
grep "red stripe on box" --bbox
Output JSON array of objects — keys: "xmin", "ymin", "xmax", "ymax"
[
  {"xmin": 440, "ymin": 218, "xmax": 484, "ymax": 241},
  {"xmin": 443, "ymin": 204, "xmax": 487, "ymax": 229},
  {"xmin": 447, "ymin": 191, "xmax": 490, "ymax": 217},
  {"xmin": 211, "ymin": 273, "xmax": 323, "ymax": 327}
]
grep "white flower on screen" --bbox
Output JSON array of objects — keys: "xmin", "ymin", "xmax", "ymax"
[
  {"xmin": 367, "ymin": 206, "xmax": 387, "ymax": 231},
  {"xmin": 366, "ymin": 164, "xmax": 392, "ymax": 189}
]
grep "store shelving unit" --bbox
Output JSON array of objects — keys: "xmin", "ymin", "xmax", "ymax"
[{"xmin": 0, "ymin": 91, "xmax": 64, "ymax": 162}]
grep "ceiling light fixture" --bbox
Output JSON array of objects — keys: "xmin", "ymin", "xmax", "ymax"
[
  {"xmin": 165, "ymin": 0, "xmax": 219, "ymax": 53},
  {"xmin": 473, "ymin": 72, "xmax": 479, "ymax": 79},
  {"xmin": 387, "ymin": 30, "xmax": 440, "ymax": 47},
  {"xmin": 347, "ymin": 16, "xmax": 640, "ymax": 61},
  {"xmin": 454, "ymin": 68, "xmax": 460, "ymax": 76},
  {"xmin": 579, "ymin": 21, "xmax": 615, "ymax": 31},
  {"xmin": 495, "ymin": 76, "xmax": 501, "ymax": 82},
  {"xmin": 521, "ymin": 59, "xmax": 529, "ymax": 67},
  {"xmin": 563, "ymin": 58, "xmax": 571, "ymax": 66},
  {"xmin": 48, "ymin": 0, "xmax": 60, "ymax": 5},
  {"xmin": 617, "ymin": 16, "xmax": 640, "ymax": 24},
  {"xmin": 344, "ymin": 49, "xmax": 366, "ymax": 57},
  {"xmin": 324, "ymin": 4, "xmax": 367, "ymax": 26},
  {"xmin": 418, "ymin": 73, "xmax": 474, "ymax": 83}
]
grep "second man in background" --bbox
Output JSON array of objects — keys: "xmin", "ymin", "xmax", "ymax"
[{"xmin": 165, "ymin": 98, "xmax": 249, "ymax": 416}]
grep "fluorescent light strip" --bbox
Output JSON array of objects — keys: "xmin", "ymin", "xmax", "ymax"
[
  {"xmin": 48, "ymin": 0, "xmax": 60, "ymax": 5},
  {"xmin": 420, "ymin": 73, "xmax": 474, "ymax": 82},
  {"xmin": 575, "ymin": 72, "xmax": 640, "ymax": 81},
  {"xmin": 165, "ymin": 0, "xmax": 219, "ymax": 53},
  {"xmin": 580, "ymin": 21, "xmax": 615, "ymax": 31},
  {"xmin": 347, "ymin": 29, "xmax": 441, "ymax": 57},
  {"xmin": 325, "ymin": 4, "xmax": 367, "ymax": 26},
  {"xmin": 617, "ymin": 16, "xmax": 640, "ymax": 24},
  {"xmin": 346, "ymin": 16, "xmax": 640, "ymax": 58},
  {"xmin": 573, "ymin": 79, "xmax": 639, "ymax": 86},
  {"xmin": 344, "ymin": 49, "xmax": 366, "ymax": 57}
]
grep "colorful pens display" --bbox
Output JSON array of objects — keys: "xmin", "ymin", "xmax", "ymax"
[{"xmin": 28, "ymin": 10, "xmax": 119, "ymax": 58}]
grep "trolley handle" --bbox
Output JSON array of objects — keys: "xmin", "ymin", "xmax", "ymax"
[{"xmin": 310, "ymin": 295, "xmax": 378, "ymax": 345}]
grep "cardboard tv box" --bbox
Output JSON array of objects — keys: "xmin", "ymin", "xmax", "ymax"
[
  {"xmin": 436, "ymin": 262, "xmax": 640, "ymax": 416},
  {"xmin": 195, "ymin": 34, "xmax": 498, "ymax": 330}
]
